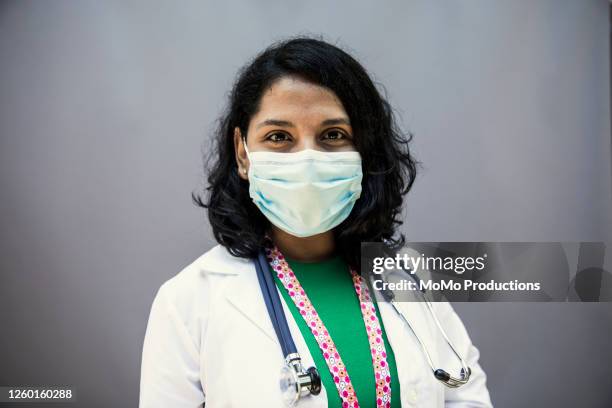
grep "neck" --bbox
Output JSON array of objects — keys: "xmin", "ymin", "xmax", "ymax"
[{"xmin": 270, "ymin": 227, "xmax": 336, "ymax": 263}]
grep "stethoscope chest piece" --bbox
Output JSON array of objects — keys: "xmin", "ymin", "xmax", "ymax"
[{"xmin": 279, "ymin": 353, "xmax": 321, "ymax": 407}]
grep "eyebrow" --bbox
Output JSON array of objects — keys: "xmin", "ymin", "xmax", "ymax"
[{"xmin": 255, "ymin": 117, "xmax": 351, "ymax": 130}]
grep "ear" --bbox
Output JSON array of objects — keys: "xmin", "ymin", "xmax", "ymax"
[{"xmin": 233, "ymin": 127, "xmax": 249, "ymax": 180}]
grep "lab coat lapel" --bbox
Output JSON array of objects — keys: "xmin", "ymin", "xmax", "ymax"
[
  {"xmin": 222, "ymin": 255, "xmax": 329, "ymax": 407},
  {"xmin": 224, "ymin": 259, "xmax": 279, "ymax": 345}
]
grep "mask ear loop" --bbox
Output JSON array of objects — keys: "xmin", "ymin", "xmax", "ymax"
[
  {"xmin": 240, "ymin": 136, "xmax": 251, "ymax": 176},
  {"xmin": 243, "ymin": 136, "xmax": 275, "ymax": 246},
  {"xmin": 242, "ymin": 136, "xmax": 251, "ymax": 159}
]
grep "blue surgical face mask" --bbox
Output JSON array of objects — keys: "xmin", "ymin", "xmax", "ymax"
[{"xmin": 243, "ymin": 142, "xmax": 363, "ymax": 238}]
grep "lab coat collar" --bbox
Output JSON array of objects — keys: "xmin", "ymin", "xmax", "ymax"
[
  {"xmin": 194, "ymin": 245, "xmax": 278, "ymax": 344},
  {"xmin": 198, "ymin": 246, "xmax": 278, "ymax": 341},
  {"xmin": 196, "ymin": 244, "xmax": 246, "ymax": 275}
]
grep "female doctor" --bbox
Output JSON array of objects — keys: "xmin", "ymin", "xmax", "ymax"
[{"xmin": 139, "ymin": 36, "xmax": 493, "ymax": 408}]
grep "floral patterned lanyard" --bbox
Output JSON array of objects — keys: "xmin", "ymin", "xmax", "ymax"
[{"xmin": 265, "ymin": 244, "xmax": 392, "ymax": 408}]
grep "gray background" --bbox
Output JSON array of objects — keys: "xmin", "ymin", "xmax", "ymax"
[{"xmin": 1, "ymin": 0, "xmax": 611, "ymax": 407}]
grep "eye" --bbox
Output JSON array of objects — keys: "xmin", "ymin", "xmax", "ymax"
[
  {"xmin": 265, "ymin": 132, "xmax": 291, "ymax": 143},
  {"xmin": 322, "ymin": 129, "xmax": 350, "ymax": 141}
]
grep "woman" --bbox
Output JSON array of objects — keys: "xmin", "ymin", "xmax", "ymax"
[{"xmin": 139, "ymin": 36, "xmax": 493, "ymax": 408}]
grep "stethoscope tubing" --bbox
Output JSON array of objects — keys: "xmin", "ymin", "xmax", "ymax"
[{"xmin": 254, "ymin": 251, "xmax": 298, "ymax": 358}]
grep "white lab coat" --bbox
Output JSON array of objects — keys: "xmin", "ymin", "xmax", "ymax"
[{"xmin": 139, "ymin": 244, "xmax": 493, "ymax": 407}]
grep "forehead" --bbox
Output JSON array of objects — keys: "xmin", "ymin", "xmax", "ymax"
[{"xmin": 253, "ymin": 76, "xmax": 348, "ymax": 120}]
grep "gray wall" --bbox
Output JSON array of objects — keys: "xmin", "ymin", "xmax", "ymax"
[{"xmin": 1, "ymin": 1, "xmax": 610, "ymax": 407}]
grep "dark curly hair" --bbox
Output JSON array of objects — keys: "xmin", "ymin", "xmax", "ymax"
[{"xmin": 192, "ymin": 35, "xmax": 418, "ymax": 268}]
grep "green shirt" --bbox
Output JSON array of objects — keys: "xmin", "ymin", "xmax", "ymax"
[{"xmin": 274, "ymin": 254, "xmax": 401, "ymax": 408}]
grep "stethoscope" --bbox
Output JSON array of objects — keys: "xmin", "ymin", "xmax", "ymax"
[
  {"xmin": 253, "ymin": 249, "xmax": 471, "ymax": 406},
  {"xmin": 254, "ymin": 250, "xmax": 322, "ymax": 406}
]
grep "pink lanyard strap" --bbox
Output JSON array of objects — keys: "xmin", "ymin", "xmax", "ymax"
[{"xmin": 265, "ymin": 244, "xmax": 392, "ymax": 408}]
